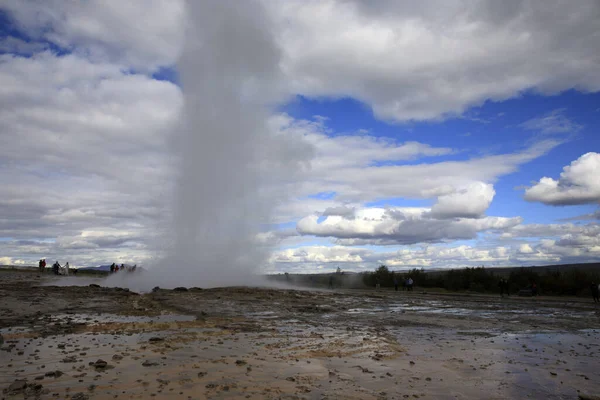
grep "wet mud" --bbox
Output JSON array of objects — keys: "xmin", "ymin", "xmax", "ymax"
[{"xmin": 1, "ymin": 270, "xmax": 600, "ymax": 399}]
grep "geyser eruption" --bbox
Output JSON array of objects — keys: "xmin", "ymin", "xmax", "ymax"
[{"xmin": 144, "ymin": 0, "xmax": 304, "ymax": 288}]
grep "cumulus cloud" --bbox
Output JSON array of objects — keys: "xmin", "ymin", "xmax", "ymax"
[
  {"xmin": 297, "ymin": 206, "xmax": 522, "ymax": 245},
  {"xmin": 274, "ymin": 114, "xmax": 561, "ymax": 207},
  {"xmin": 0, "ymin": 51, "xmax": 179, "ymax": 266},
  {"xmin": 267, "ymin": 0, "xmax": 600, "ymax": 121},
  {"xmin": 269, "ymin": 233, "xmax": 600, "ymax": 272},
  {"xmin": 524, "ymin": 152, "xmax": 600, "ymax": 205},
  {"xmin": 0, "ymin": 0, "xmax": 185, "ymax": 70},
  {"xmin": 430, "ymin": 182, "xmax": 495, "ymax": 219}
]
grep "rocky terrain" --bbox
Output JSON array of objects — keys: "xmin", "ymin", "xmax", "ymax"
[{"xmin": 1, "ymin": 270, "xmax": 599, "ymax": 399}]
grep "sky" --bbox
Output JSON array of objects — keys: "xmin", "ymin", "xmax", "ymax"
[{"xmin": 0, "ymin": 0, "xmax": 599, "ymax": 273}]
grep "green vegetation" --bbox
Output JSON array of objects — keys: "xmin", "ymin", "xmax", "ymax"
[{"xmin": 269, "ymin": 263, "xmax": 600, "ymax": 297}]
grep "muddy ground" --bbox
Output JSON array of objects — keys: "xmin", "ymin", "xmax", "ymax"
[{"xmin": 1, "ymin": 270, "xmax": 599, "ymax": 399}]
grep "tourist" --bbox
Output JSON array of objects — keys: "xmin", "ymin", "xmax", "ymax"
[
  {"xmin": 591, "ymin": 282, "xmax": 599, "ymax": 303},
  {"xmin": 499, "ymin": 278, "xmax": 506, "ymax": 298},
  {"xmin": 375, "ymin": 277, "xmax": 380, "ymax": 291},
  {"xmin": 393, "ymin": 275, "xmax": 399, "ymax": 292},
  {"xmin": 110, "ymin": 263, "xmax": 115, "ymax": 274},
  {"xmin": 531, "ymin": 282, "xmax": 538, "ymax": 296},
  {"xmin": 407, "ymin": 277, "xmax": 414, "ymax": 291},
  {"xmin": 328, "ymin": 275, "xmax": 334, "ymax": 289},
  {"xmin": 38, "ymin": 259, "xmax": 44, "ymax": 273},
  {"xmin": 52, "ymin": 261, "xmax": 60, "ymax": 275},
  {"xmin": 64, "ymin": 262, "xmax": 70, "ymax": 276}
]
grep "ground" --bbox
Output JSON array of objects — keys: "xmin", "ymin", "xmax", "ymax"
[{"xmin": 1, "ymin": 270, "xmax": 599, "ymax": 399}]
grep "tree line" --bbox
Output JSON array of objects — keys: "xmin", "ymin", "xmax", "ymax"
[
  {"xmin": 270, "ymin": 263, "xmax": 600, "ymax": 296},
  {"xmin": 362, "ymin": 265, "xmax": 600, "ymax": 296}
]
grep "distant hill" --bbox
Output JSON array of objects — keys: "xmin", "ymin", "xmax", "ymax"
[{"xmin": 78, "ymin": 264, "xmax": 139, "ymax": 272}]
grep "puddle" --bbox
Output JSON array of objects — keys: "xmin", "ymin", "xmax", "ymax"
[{"xmin": 50, "ymin": 313, "xmax": 196, "ymax": 325}]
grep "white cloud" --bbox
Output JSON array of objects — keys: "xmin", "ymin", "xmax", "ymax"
[
  {"xmin": 267, "ymin": 0, "xmax": 600, "ymax": 121},
  {"xmin": 297, "ymin": 206, "xmax": 522, "ymax": 245},
  {"xmin": 520, "ymin": 109, "xmax": 583, "ymax": 134},
  {"xmin": 430, "ymin": 182, "xmax": 495, "ymax": 219},
  {"xmin": 524, "ymin": 152, "xmax": 600, "ymax": 205},
  {"xmin": 0, "ymin": 0, "xmax": 185, "ymax": 70},
  {"xmin": 0, "ymin": 51, "xmax": 180, "ymax": 266},
  {"xmin": 275, "ymin": 114, "xmax": 561, "ymax": 206}
]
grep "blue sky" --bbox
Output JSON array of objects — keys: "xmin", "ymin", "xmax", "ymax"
[
  {"xmin": 285, "ymin": 92, "xmax": 600, "ymax": 222},
  {"xmin": 0, "ymin": 0, "xmax": 599, "ymax": 272}
]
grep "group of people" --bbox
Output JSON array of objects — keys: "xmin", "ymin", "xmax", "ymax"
[
  {"xmin": 38, "ymin": 259, "xmax": 74, "ymax": 276},
  {"xmin": 391, "ymin": 276, "xmax": 414, "ymax": 291},
  {"xmin": 109, "ymin": 263, "xmax": 136, "ymax": 273}
]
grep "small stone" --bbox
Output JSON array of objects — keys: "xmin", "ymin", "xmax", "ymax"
[
  {"xmin": 71, "ymin": 392, "xmax": 89, "ymax": 400},
  {"xmin": 142, "ymin": 360, "xmax": 159, "ymax": 367},
  {"xmin": 235, "ymin": 360, "xmax": 247, "ymax": 366},
  {"xmin": 148, "ymin": 337, "xmax": 164, "ymax": 343},
  {"xmin": 6, "ymin": 380, "xmax": 27, "ymax": 394},
  {"xmin": 93, "ymin": 359, "xmax": 108, "ymax": 369}
]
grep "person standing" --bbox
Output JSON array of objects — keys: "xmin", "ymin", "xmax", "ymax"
[
  {"xmin": 52, "ymin": 261, "xmax": 60, "ymax": 275},
  {"xmin": 591, "ymin": 282, "xmax": 599, "ymax": 303},
  {"xmin": 393, "ymin": 275, "xmax": 399, "ymax": 292},
  {"xmin": 499, "ymin": 278, "xmax": 506, "ymax": 298}
]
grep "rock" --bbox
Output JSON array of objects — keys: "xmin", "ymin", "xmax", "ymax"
[
  {"xmin": 285, "ymin": 377, "xmax": 296, "ymax": 382},
  {"xmin": 142, "ymin": 360, "xmax": 159, "ymax": 367},
  {"xmin": 148, "ymin": 337, "xmax": 164, "ymax": 343},
  {"xmin": 93, "ymin": 359, "xmax": 108, "ymax": 369},
  {"xmin": 57, "ymin": 344, "xmax": 65, "ymax": 349},
  {"xmin": 235, "ymin": 360, "xmax": 247, "ymax": 366},
  {"xmin": 173, "ymin": 287, "xmax": 188, "ymax": 292},
  {"xmin": 35, "ymin": 376, "xmax": 44, "ymax": 381},
  {"xmin": 71, "ymin": 392, "xmax": 89, "ymax": 400},
  {"xmin": 45, "ymin": 370, "xmax": 63, "ymax": 377},
  {"xmin": 112, "ymin": 354, "xmax": 123, "ymax": 361},
  {"xmin": 197, "ymin": 372, "xmax": 207, "ymax": 378},
  {"xmin": 62, "ymin": 356, "xmax": 77, "ymax": 363},
  {"xmin": 579, "ymin": 395, "xmax": 600, "ymax": 400},
  {"xmin": 89, "ymin": 284, "xmax": 100, "ymax": 288},
  {"xmin": 5, "ymin": 380, "xmax": 27, "ymax": 394}
]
